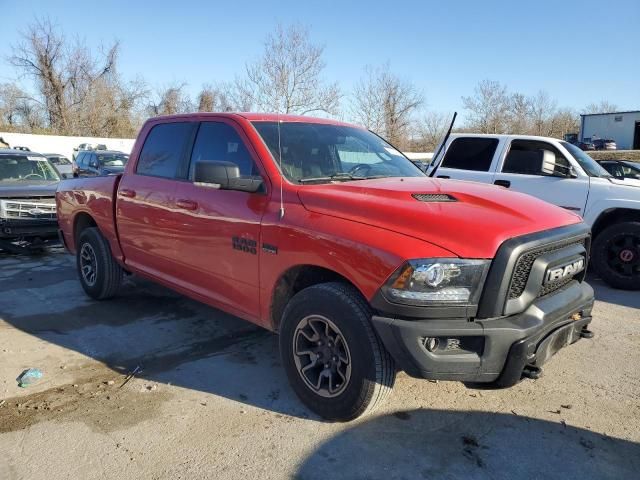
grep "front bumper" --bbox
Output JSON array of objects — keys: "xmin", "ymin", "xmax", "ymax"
[
  {"xmin": 0, "ymin": 218, "xmax": 59, "ymax": 239},
  {"xmin": 371, "ymin": 281, "xmax": 594, "ymax": 385}
]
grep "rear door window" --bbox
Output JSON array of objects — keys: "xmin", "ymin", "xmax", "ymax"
[
  {"xmin": 503, "ymin": 140, "xmax": 570, "ymax": 176},
  {"xmin": 441, "ymin": 138, "xmax": 498, "ymax": 171},
  {"xmin": 137, "ymin": 122, "xmax": 197, "ymax": 179}
]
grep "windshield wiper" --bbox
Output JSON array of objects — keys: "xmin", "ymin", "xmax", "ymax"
[{"xmin": 298, "ymin": 173, "xmax": 369, "ymax": 184}]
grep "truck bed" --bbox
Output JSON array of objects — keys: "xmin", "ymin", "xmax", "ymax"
[{"xmin": 56, "ymin": 174, "xmax": 124, "ymax": 261}]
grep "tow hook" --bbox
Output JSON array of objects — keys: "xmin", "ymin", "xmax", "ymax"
[
  {"xmin": 522, "ymin": 364, "xmax": 543, "ymax": 380},
  {"xmin": 580, "ymin": 328, "xmax": 594, "ymax": 339}
]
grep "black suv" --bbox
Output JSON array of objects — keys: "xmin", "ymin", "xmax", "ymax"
[{"xmin": 74, "ymin": 150, "xmax": 129, "ymax": 176}]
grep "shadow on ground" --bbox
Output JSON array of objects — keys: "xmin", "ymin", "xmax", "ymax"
[
  {"xmin": 0, "ymin": 249, "xmax": 638, "ymax": 426},
  {"xmin": 296, "ymin": 408, "xmax": 640, "ymax": 480},
  {"xmin": 0, "ymin": 248, "xmax": 313, "ymax": 421}
]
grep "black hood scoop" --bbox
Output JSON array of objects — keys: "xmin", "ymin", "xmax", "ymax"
[{"xmin": 412, "ymin": 193, "xmax": 457, "ymax": 202}]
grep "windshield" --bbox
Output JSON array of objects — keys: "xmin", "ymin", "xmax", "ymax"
[
  {"xmin": 47, "ymin": 156, "xmax": 70, "ymax": 165},
  {"xmin": 96, "ymin": 153, "xmax": 127, "ymax": 167},
  {"xmin": 561, "ymin": 142, "xmax": 611, "ymax": 178},
  {"xmin": 0, "ymin": 155, "xmax": 61, "ymax": 181},
  {"xmin": 252, "ymin": 122, "xmax": 423, "ymax": 183}
]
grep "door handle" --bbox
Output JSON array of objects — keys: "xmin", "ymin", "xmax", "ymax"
[
  {"xmin": 494, "ymin": 180, "xmax": 511, "ymax": 188},
  {"xmin": 436, "ymin": 175, "xmax": 450, "ymax": 179},
  {"xmin": 119, "ymin": 188, "xmax": 136, "ymax": 198},
  {"xmin": 176, "ymin": 199, "xmax": 198, "ymax": 211}
]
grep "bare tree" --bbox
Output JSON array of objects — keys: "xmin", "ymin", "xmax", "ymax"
[
  {"xmin": 8, "ymin": 18, "xmax": 118, "ymax": 134},
  {"xmin": 0, "ymin": 82, "xmax": 45, "ymax": 132},
  {"xmin": 147, "ymin": 83, "xmax": 193, "ymax": 116},
  {"xmin": 547, "ymin": 108, "xmax": 579, "ymax": 139},
  {"xmin": 79, "ymin": 75, "xmax": 148, "ymax": 137},
  {"xmin": 508, "ymin": 92, "xmax": 532, "ymax": 134},
  {"xmin": 413, "ymin": 111, "xmax": 450, "ymax": 151},
  {"xmin": 0, "ymin": 83, "xmax": 25, "ymax": 128},
  {"xmin": 351, "ymin": 64, "xmax": 423, "ymax": 148},
  {"xmin": 582, "ymin": 100, "xmax": 619, "ymax": 114},
  {"xmin": 461, "ymin": 80, "xmax": 511, "ymax": 134},
  {"xmin": 529, "ymin": 90, "xmax": 557, "ymax": 136},
  {"xmin": 236, "ymin": 24, "xmax": 340, "ymax": 114},
  {"xmin": 197, "ymin": 84, "xmax": 234, "ymax": 112}
]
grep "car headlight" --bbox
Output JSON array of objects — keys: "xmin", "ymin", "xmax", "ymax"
[{"xmin": 381, "ymin": 259, "xmax": 490, "ymax": 306}]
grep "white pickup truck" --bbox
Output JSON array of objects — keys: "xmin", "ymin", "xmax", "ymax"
[{"xmin": 428, "ymin": 134, "xmax": 640, "ymax": 290}]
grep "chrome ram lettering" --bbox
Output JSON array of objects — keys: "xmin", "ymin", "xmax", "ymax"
[{"xmin": 545, "ymin": 258, "xmax": 585, "ymax": 284}]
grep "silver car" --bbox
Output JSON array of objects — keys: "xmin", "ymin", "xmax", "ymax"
[{"xmin": 44, "ymin": 154, "xmax": 74, "ymax": 178}]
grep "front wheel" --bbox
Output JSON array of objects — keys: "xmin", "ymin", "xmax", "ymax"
[
  {"xmin": 76, "ymin": 227, "xmax": 123, "ymax": 299},
  {"xmin": 279, "ymin": 282, "xmax": 395, "ymax": 421},
  {"xmin": 592, "ymin": 222, "xmax": 640, "ymax": 290}
]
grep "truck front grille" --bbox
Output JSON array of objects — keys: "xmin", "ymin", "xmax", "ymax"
[
  {"xmin": 508, "ymin": 238, "xmax": 586, "ymax": 299},
  {"xmin": 0, "ymin": 198, "xmax": 57, "ymax": 220}
]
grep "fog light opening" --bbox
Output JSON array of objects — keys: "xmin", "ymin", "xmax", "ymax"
[{"xmin": 423, "ymin": 337, "xmax": 439, "ymax": 352}]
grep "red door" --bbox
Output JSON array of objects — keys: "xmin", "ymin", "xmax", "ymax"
[
  {"xmin": 117, "ymin": 121, "xmax": 197, "ymax": 281},
  {"xmin": 116, "ymin": 175, "xmax": 178, "ymax": 278},
  {"xmin": 170, "ymin": 120, "xmax": 269, "ymax": 321}
]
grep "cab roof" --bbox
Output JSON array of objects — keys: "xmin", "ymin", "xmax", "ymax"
[
  {"xmin": 146, "ymin": 112, "xmax": 361, "ymax": 128},
  {"xmin": 0, "ymin": 149, "xmax": 45, "ymax": 157}
]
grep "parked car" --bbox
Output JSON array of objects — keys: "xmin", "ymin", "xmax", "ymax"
[
  {"xmin": 72, "ymin": 143, "xmax": 95, "ymax": 161},
  {"xmin": 598, "ymin": 160, "xmax": 640, "ymax": 187},
  {"xmin": 57, "ymin": 113, "xmax": 595, "ymax": 420},
  {"xmin": 44, "ymin": 153, "xmax": 73, "ymax": 178},
  {"xmin": 577, "ymin": 141, "xmax": 595, "ymax": 151},
  {"xmin": 592, "ymin": 138, "xmax": 617, "ymax": 150},
  {"xmin": 427, "ymin": 134, "xmax": 640, "ymax": 289},
  {"xmin": 0, "ymin": 149, "xmax": 60, "ymax": 252},
  {"xmin": 74, "ymin": 150, "xmax": 128, "ymax": 176}
]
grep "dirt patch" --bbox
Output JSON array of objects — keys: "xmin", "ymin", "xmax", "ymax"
[{"xmin": 0, "ymin": 365, "xmax": 171, "ymax": 434}]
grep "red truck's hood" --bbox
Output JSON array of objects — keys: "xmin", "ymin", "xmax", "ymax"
[{"xmin": 297, "ymin": 177, "xmax": 582, "ymax": 258}]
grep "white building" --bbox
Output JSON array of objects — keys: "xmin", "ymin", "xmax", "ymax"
[{"xmin": 580, "ymin": 111, "xmax": 640, "ymax": 150}]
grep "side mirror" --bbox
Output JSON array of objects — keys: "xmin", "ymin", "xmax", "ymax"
[
  {"xmin": 73, "ymin": 147, "xmax": 78, "ymax": 152},
  {"xmin": 540, "ymin": 150, "xmax": 576, "ymax": 178},
  {"xmin": 193, "ymin": 160, "xmax": 263, "ymax": 193}
]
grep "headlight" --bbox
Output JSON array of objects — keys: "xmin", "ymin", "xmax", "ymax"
[{"xmin": 381, "ymin": 259, "xmax": 490, "ymax": 306}]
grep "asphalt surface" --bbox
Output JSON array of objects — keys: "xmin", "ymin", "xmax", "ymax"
[{"xmin": 0, "ymin": 247, "xmax": 639, "ymax": 480}]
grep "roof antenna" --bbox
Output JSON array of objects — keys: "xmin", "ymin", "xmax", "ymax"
[
  {"xmin": 429, "ymin": 111, "xmax": 457, "ymax": 178},
  {"xmin": 277, "ymin": 112, "xmax": 285, "ymax": 220}
]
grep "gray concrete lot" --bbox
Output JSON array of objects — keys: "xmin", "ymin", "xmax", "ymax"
[{"xmin": 0, "ymin": 247, "xmax": 639, "ymax": 480}]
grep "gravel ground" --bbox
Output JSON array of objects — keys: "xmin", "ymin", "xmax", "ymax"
[{"xmin": 0, "ymin": 248, "xmax": 639, "ymax": 480}]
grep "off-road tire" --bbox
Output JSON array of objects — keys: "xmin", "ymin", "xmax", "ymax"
[
  {"xmin": 280, "ymin": 282, "xmax": 395, "ymax": 421},
  {"xmin": 592, "ymin": 221, "xmax": 640, "ymax": 290},
  {"xmin": 76, "ymin": 227, "xmax": 123, "ymax": 299}
]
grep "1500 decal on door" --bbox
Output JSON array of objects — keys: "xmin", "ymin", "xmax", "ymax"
[{"xmin": 232, "ymin": 236, "xmax": 257, "ymax": 255}]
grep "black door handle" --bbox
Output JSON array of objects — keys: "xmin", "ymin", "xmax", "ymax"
[
  {"xmin": 437, "ymin": 175, "xmax": 450, "ymax": 179},
  {"xmin": 494, "ymin": 180, "xmax": 511, "ymax": 188}
]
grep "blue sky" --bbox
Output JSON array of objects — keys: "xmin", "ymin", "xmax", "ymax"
[{"xmin": 1, "ymin": 0, "xmax": 638, "ymax": 121}]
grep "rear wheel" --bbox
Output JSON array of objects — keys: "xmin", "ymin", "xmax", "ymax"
[
  {"xmin": 592, "ymin": 222, "xmax": 640, "ymax": 290},
  {"xmin": 280, "ymin": 282, "xmax": 395, "ymax": 421},
  {"xmin": 76, "ymin": 227, "xmax": 123, "ymax": 299}
]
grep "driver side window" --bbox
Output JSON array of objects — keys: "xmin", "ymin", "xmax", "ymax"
[
  {"xmin": 502, "ymin": 140, "xmax": 569, "ymax": 176},
  {"xmin": 189, "ymin": 122, "xmax": 258, "ymax": 180}
]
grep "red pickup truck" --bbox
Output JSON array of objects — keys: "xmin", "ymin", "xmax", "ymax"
[{"xmin": 57, "ymin": 113, "xmax": 595, "ymax": 420}]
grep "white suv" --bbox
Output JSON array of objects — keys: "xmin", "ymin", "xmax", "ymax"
[{"xmin": 428, "ymin": 134, "xmax": 640, "ymax": 289}]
